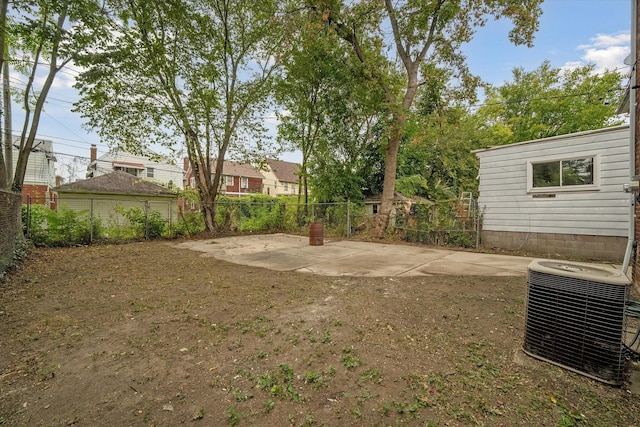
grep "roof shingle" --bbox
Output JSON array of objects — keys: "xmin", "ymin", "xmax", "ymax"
[{"xmin": 56, "ymin": 171, "xmax": 176, "ymax": 196}]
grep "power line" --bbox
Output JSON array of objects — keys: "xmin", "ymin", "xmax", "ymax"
[{"xmin": 465, "ymin": 87, "xmax": 627, "ymax": 111}]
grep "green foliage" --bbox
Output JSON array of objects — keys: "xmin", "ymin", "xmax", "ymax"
[
  {"xmin": 22, "ymin": 204, "xmax": 50, "ymax": 246},
  {"xmin": 115, "ymin": 205, "xmax": 167, "ymax": 239},
  {"xmin": 399, "ymin": 199, "xmax": 478, "ymax": 248},
  {"xmin": 23, "ymin": 205, "xmax": 102, "ymax": 247},
  {"xmin": 480, "ymin": 61, "xmax": 625, "ymax": 144},
  {"xmin": 74, "ymin": 0, "xmax": 287, "ymax": 232},
  {"xmin": 256, "ymin": 364, "xmax": 302, "ymax": 401},
  {"xmin": 217, "ymin": 195, "xmax": 286, "ymax": 232},
  {"xmin": 170, "ymin": 211, "xmax": 206, "ymax": 237}
]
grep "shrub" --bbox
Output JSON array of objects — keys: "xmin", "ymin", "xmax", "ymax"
[
  {"xmin": 23, "ymin": 204, "xmax": 102, "ymax": 246},
  {"xmin": 169, "ymin": 211, "xmax": 205, "ymax": 237},
  {"xmin": 116, "ymin": 205, "xmax": 167, "ymax": 239},
  {"xmin": 22, "ymin": 204, "xmax": 49, "ymax": 246}
]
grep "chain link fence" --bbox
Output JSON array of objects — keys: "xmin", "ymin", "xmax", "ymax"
[
  {"xmin": 23, "ymin": 196, "xmax": 179, "ymax": 245},
  {"xmin": 21, "ymin": 195, "xmax": 480, "ymax": 249},
  {"xmin": 394, "ymin": 197, "xmax": 481, "ymax": 249}
]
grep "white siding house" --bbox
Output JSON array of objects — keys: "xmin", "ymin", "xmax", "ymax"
[
  {"xmin": 474, "ymin": 125, "xmax": 630, "ymax": 261},
  {"xmin": 87, "ymin": 145, "xmax": 184, "ymax": 189},
  {"xmin": 10, "ymin": 136, "xmax": 57, "ymax": 206}
]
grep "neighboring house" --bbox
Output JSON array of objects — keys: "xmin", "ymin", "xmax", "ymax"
[
  {"xmin": 86, "ymin": 145, "xmax": 184, "ymax": 189},
  {"xmin": 474, "ymin": 125, "xmax": 630, "ymax": 262},
  {"xmin": 261, "ymin": 158, "xmax": 300, "ymax": 196},
  {"xmin": 55, "ymin": 171, "xmax": 179, "ymax": 223},
  {"xmin": 10, "ymin": 135, "xmax": 57, "ymax": 207},
  {"xmin": 184, "ymin": 158, "xmax": 264, "ymax": 199}
]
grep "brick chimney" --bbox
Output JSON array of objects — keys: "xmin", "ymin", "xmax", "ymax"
[
  {"xmin": 55, "ymin": 175, "xmax": 62, "ymax": 187},
  {"xmin": 90, "ymin": 144, "xmax": 97, "ymax": 162},
  {"xmin": 183, "ymin": 156, "xmax": 190, "ymax": 171}
]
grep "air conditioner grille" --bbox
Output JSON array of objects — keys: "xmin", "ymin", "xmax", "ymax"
[{"xmin": 523, "ymin": 266, "xmax": 629, "ymax": 385}]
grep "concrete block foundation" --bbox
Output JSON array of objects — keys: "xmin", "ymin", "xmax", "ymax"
[{"xmin": 481, "ymin": 231, "xmax": 627, "ymax": 262}]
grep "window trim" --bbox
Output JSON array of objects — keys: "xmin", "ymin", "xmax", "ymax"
[
  {"xmin": 527, "ymin": 154, "xmax": 599, "ymax": 193},
  {"xmin": 146, "ymin": 167, "xmax": 154, "ymax": 178},
  {"xmin": 224, "ymin": 175, "xmax": 234, "ymax": 186},
  {"xmin": 241, "ymin": 176, "xmax": 248, "ymax": 189}
]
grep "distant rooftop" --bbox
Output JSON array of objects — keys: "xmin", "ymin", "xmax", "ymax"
[{"xmin": 56, "ymin": 171, "xmax": 176, "ymax": 196}]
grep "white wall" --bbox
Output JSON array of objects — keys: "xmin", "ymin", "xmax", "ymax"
[
  {"xmin": 475, "ymin": 126, "xmax": 630, "ymax": 237},
  {"xmin": 12, "ymin": 138, "xmax": 56, "ymax": 187},
  {"xmin": 91, "ymin": 150, "xmax": 184, "ymax": 189},
  {"xmin": 57, "ymin": 194, "xmax": 178, "ymax": 223}
]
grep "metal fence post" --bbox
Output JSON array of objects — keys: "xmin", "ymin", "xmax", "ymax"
[
  {"xmin": 347, "ymin": 200, "xmax": 351, "ymax": 237},
  {"xmin": 144, "ymin": 200, "xmax": 150, "ymax": 240},
  {"xmin": 90, "ymin": 199, "xmax": 94, "ymax": 243}
]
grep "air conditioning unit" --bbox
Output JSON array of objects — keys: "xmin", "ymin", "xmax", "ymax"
[{"xmin": 523, "ymin": 259, "xmax": 630, "ymax": 385}]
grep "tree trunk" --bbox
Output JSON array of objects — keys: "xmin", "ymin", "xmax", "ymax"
[
  {"xmin": 200, "ymin": 187, "xmax": 217, "ymax": 232},
  {"xmin": 0, "ymin": 0, "xmax": 9, "ymax": 189},
  {"xmin": 2, "ymin": 51, "xmax": 11, "ymax": 188},
  {"xmin": 373, "ymin": 112, "xmax": 405, "ymax": 237}
]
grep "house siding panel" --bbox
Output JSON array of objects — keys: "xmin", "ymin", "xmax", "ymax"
[
  {"xmin": 476, "ymin": 126, "xmax": 630, "ymax": 260},
  {"xmin": 57, "ymin": 194, "xmax": 177, "ymax": 223}
]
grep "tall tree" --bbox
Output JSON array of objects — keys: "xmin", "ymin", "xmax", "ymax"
[
  {"xmin": 0, "ymin": 0, "xmax": 106, "ymax": 192},
  {"xmin": 75, "ymin": 0, "xmax": 284, "ymax": 232},
  {"xmin": 276, "ymin": 14, "xmax": 386, "ymax": 205},
  {"xmin": 275, "ymin": 18, "xmax": 347, "ymax": 207},
  {"xmin": 313, "ymin": 0, "xmax": 542, "ymax": 237},
  {"xmin": 479, "ymin": 61, "xmax": 625, "ymax": 144}
]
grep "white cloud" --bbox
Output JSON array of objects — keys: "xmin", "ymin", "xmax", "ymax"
[
  {"xmin": 582, "ymin": 45, "xmax": 630, "ymax": 72},
  {"xmin": 568, "ymin": 31, "xmax": 630, "ymax": 73},
  {"xmin": 577, "ymin": 33, "xmax": 630, "ymax": 50}
]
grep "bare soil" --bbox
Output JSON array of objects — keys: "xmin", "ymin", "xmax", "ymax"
[{"xmin": 1, "ymin": 240, "xmax": 639, "ymax": 426}]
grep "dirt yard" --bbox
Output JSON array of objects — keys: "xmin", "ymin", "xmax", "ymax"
[{"xmin": 1, "ymin": 240, "xmax": 639, "ymax": 426}]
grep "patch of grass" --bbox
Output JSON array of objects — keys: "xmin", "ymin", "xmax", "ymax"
[
  {"xmin": 226, "ymin": 406, "xmax": 240, "ymax": 425},
  {"xmin": 302, "ymin": 413, "xmax": 316, "ymax": 426},
  {"xmin": 256, "ymin": 364, "xmax": 302, "ymax": 401},
  {"xmin": 357, "ymin": 389, "xmax": 375, "ymax": 405},
  {"xmin": 381, "ymin": 402, "xmax": 392, "ymax": 416},
  {"xmin": 232, "ymin": 389, "xmax": 254, "ymax": 402},
  {"xmin": 304, "ymin": 370, "xmax": 323, "ymax": 387},
  {"xmin": 360, "ymin": 368, "xmax": 383, "ymax": 384},
  {"xmin": 341, "ymin": 347, "xmax": 361, "ymax": 370},
  {"xmin": 263, "ymin": 398, "xmax": 275, "ymax": 413}
]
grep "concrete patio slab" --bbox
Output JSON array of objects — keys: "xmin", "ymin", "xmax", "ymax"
[{"xmin": 173, "ymin": 233, "xmax": 535, "ymax": 277}]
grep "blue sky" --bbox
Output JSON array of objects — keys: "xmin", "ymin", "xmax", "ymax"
[
  {"xmin": 13, "ymin": 0, "xmax": 633, "ymax": 178},
  {"xmin": 465, "ymin": 0, "xmax": 631, "ymax": 84}
]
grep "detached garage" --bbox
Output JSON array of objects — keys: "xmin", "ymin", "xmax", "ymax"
[
  {"xmin": 55, "ymin": 171, "xmax": 179, "ymax": 224},
  {"xmin": 474, "ymin": 125, "xmax": 631, "ymax": 262}
]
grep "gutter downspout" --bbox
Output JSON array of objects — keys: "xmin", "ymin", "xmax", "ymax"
[{"xmin": 623, "ymin": 0, "xmax": 637, "ymax": 275}]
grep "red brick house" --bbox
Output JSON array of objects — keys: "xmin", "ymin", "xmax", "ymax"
[{"xmin": 182, "ymin": 158, "xmax": 264, "ymax": 210}]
